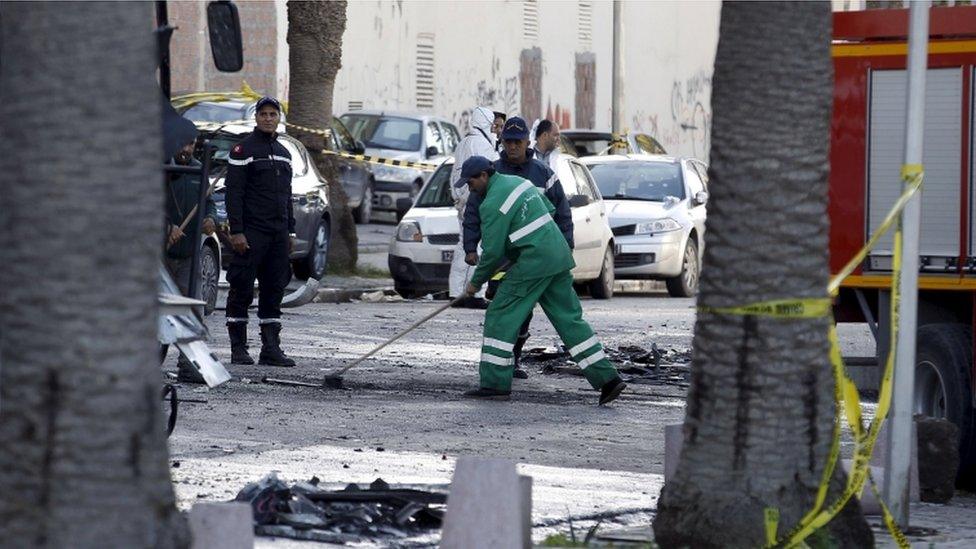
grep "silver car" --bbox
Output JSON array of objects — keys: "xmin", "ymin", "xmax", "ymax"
[
  {"xmin": 340, "ymin": 111, "xmax": 461, "ymax": 217},
  {"xmin": 580, "ymin": 154, "xmax": 708, "ymax": 297}
]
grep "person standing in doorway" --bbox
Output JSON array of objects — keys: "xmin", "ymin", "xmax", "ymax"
[{"xmin": 224, "ymin": 96, "xmax": 297, "ymax": 368}]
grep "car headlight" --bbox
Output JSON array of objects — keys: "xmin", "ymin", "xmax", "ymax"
[
  {"xmin": 396, "ymin": 221, "xmax": 423, "ymax": 242},
  {"xmin": 374, "ymin": 164, "xmax": 420, "ymax": 183},
  {"xmin": 635, "ymin": 218, "xmax": 682, "ymax": 234}
]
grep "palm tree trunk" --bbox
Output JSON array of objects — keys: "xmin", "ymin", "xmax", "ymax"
[
  {"xmin": 287, "ymin": 0, "xmax": 358, "ymax": 272},
  {"xmin": 652, "ymin": 3, "xmax": 871, "ymax": 547},
  {"xmin": 0, "ymin": 3, "xmax": 186, "ymax": 547}
]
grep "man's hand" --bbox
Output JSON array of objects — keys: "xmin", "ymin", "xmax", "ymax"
[
  {"xmin": 167, "ymin": 225, "xmax": 184, "ymax": 247},
  {"xmin": 230, "ymin": 233, "xmax": 249, "ymax": 254},
  {"xmin": 465, "ymin": 283, "xmax": 479, "ymax": 296},
  {"xmin": 201, "ymin": 217, "xmax": 216, "ymax": 236},
  {"xmin": 464, "ymin": 252, "xmax": 479, "ymax": 266}
]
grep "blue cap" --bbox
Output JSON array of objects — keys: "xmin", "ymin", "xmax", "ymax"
[
  {"xmin": 501, "ymin": 116, "xmax": 529, "ymax": 140},
  {"xmin": 255, "ymin": 96, "xmax": 282, "ymax": 112},
  {"xmin": 455, "ymin": 156, "xmax": 493, "ymax": 188}
]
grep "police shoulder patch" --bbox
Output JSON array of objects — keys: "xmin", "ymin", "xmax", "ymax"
[{"xmin": 232, "ymin": 144, "xmax": 243, "ymax": 154}]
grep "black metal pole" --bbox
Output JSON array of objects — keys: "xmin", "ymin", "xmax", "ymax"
[{"xmin": 186, "ymin": 141, "xmax": 212, "ymax": 301}]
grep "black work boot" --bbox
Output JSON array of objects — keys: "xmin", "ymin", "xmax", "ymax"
[
  {"xmin": 512, "ymin": 334, "xmax": 529, "ymax": 379},
  {"xmin": 227, "ymin": 323, "xmax": 255, "ymax": 365},
  {"xmin": 259, "ymin": 322, "xmax": 296, "ymax": 367},
  {"xmin": 176, "ymin": 354, "xmax": 206, "ymax": 384},
  {"xmin": 599, "ymin": 376, "xmax": 627, "ymax": 406}
]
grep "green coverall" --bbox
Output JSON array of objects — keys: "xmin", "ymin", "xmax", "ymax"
[{"xmin": 469, "ymin": 172, "xmax": 620, "ymax": 392}]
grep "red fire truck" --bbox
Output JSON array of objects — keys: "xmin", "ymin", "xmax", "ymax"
[{"xmin": 830, "ymin": 6, "xmax": 976, "ymax": 485}]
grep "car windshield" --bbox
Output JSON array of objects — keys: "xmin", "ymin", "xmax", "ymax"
[
  {"xmin": 183, "ymin": 102, "xmax": 249, "ymax": 123},
  {"xmin": 587, "ymin": 161, "xmax": 684, "ymax": 201},
  {"xmin": 198, "ymin": 134, "xmax": 240, "ymax": 167},
  {"xmin": 341, "ymin": 114, "xmax": 422, "ymax": 152},
  {"xmin": 414, "ymin": 163, "xmax": 454, "ymax": 208},
  {"xmin": 565, "ymin": 133, "xmax": 614, "ymax": 156}
]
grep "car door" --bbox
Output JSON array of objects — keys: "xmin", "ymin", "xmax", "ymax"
[
  {"xmin": 568, "ymin": 160, "xmax": 606, "ymax": 274},
  {"xmin": 424, "ymin": 121, "xmax": 446, "ymax": 160},
  {"xmin": 440, "ymin": 121, "xmax": 461, "ymax": 155},
  {"xmin": 280, "ymin": 138, "xmax": 315, "ymax": 256},
  {"xmin": 330, "ymin": 118, "xmax": 370, "ymax": 206},
  {"xmin": 683, "ymin": 160, "xmax": 708, "ymax": 256}
]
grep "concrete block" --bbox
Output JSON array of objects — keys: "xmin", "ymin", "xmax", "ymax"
[
  {"xmin": 441, "ymin": 457, "xmax": 529, "ymax": 549},
  {"xmin": 188, "ymin": 502, "xmax": 254, "ymax": 549},
  {"xmin": 519, "ymin": 475, "xmax": 533, "ymax": 548},
  {"xmin": 664, "ymin": 423, "xmax": 683, "ymax": 482}
]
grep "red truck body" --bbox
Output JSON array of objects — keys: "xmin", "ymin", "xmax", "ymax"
[{"xmin": 829, "ymin": 6, "xmax": 976, "ymax": 484}]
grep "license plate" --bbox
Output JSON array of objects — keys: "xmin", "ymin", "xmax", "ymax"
[{"xmin": 441, "ymin": 250, "xmax": 454, "ymax": 263}]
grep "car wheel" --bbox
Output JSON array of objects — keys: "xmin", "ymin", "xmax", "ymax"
[
  {"xmin": 199, "ymin": 243, "xmax": 220, "ymax": 315},
  {"xmin": 914, "ymin": 324, "xmax": 976, "ymax": 488},
  {"xmin": 353, "ymin": 180, "xmax": 373, "ymax": 224},
  {"xmin": 588, "ymin": 245, "xmax": 615, "ymax": 300},
  {"xmin": 294, "ymin": 218, "xmax": 330, "ymax": 280},
  {"xmin": 666, "ymin": 239, "xmax": 699, "ymax": 298}
]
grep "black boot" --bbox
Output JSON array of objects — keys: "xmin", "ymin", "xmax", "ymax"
[
  {"xmin": 599, "ymin": 376, "xmax": 627, "ymax": 406},
  {"xmin": 259, "ymin": 322, "xmax": 296, "ymax": 367},
  {"xmin": 176, "ymin": 354, "xmax": 205, "ymax": 384},
  {"xmin": 512, "ymin": 334, "xmax": 529, "ymax": 379},
  {"xmin": 227, "ymin": 323, "xmax": 254, "ymax": 365}
]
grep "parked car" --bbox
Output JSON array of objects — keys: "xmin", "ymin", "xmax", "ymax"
[
  {"xmin": 179, "ymin": 99, "xmax": 374, "ymax": 224},
  {"xmin": 194, "ymin": 122, "xmax": 332, "ymax": 280},
  {"xmin": 579, "ymin": 154, "xmax": 708, "ymax": 297},
  {"xmin": 562, "ymin": 129, "xmax": 667, "ymax": 157},
  {"xmin": 340, "ymin": 111, "xmax": 460, "ymax": 218},
  {"xmin": 389, "ymin": 155, "xmax": 615, "ymax": 299}
]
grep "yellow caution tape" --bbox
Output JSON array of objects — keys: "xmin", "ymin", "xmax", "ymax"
[
  {"xmin": 321, "ymin": 149, "xmax": 439, "ymax": 172},
  {"xmin": 697, "ymin": 165, "xmax": 923, "ymax": 549}
]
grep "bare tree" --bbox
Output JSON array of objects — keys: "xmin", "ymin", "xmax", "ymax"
[
  {"xmin": 0, "ymin": 3, "xmax": 186, "ymax": 547},
  {"xmin": 287, "ymin": 0, "xmax": 358, "ymax": 272},
  {"xmin": 652, "ymin": 3, "xmax": 872, "ymax": 547}
]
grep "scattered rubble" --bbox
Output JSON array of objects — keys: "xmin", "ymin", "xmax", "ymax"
[
  {"xmin": 523, "ymin": 343, "xmax": 692, "ymax": 388},
  {"xmin": 234, "ymin": 473, "xmax": 446, "ymax": 543}
]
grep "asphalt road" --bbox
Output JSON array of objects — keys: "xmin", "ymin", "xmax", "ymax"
[{"xmin": 167, "ymin": 276, "xmax": 974, "ymax": 547}]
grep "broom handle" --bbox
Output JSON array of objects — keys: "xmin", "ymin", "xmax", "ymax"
[{"xmin": 334, "ymin": 297, "xmax": 461, "ymax": 376}]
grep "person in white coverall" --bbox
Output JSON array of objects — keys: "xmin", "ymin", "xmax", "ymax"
[{"xmin": 449, "ymin": 106, "xmax": 500, "ymax": 308}]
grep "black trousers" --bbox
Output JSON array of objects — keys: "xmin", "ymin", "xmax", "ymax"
[{"xmin": 226, "ymin": 229, "xmax": 290, "ymax": 323}]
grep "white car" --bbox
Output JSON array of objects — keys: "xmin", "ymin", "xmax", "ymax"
[
  {"xmin": 580, "ymin": 154, "xmax": 708, "ymax": 297},
  {"xmin": 388, "ymin": 156, "xmax": 616, "ymax": 299}
]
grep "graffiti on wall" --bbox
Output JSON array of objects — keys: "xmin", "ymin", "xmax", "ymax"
[
  {"xmin": 545, "ymin": 100, "xmax": 572, "ymax": 130},
  {"xmin": 450, "ymin": 75, "xmax": 519, "ymax": 135},
  {"xmin": 630, "ymin": 69, "xmax": 712, "ymax": 159}
]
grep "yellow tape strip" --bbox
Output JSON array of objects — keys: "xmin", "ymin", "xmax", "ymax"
[
  {"xmin": 704, "ymin": 166, "xmax": 921, "ymax": 549},
  {"xmin": 697, "ymin": 298, "xmax": 831, "ymax": 319},
  {"xmin": 320, "ymin": 149, "xmax": 438, "ymax": 172}
]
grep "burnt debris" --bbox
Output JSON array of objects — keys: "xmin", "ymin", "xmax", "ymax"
[
  {"xmin": 523, "ymin": 343, "xmax": 692, "ymax": 388},
  {"xmin": 235, "ymin": 473, "xmax": 446, "ymax": 543}
]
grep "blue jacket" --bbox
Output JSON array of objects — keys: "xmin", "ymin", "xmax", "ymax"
[
  {"xmin": 226, "ymin": 129, "xmax": 295, "ymax": 235},
  {"xmin": 462, "ymin": 149, "xmax": 574, "ymax": 254}
]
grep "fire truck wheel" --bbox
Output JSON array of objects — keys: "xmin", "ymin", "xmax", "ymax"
[{"xmin": 915, "ymin": 323, "xmax": 976, "ymax": 488}]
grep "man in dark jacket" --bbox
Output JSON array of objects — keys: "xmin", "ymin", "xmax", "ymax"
[
  {"xmin": 461, "ymin": 116, "xmax": 574, "ymax": 379},
  {"xmin": 164, "ymin": 139, "xmax": 217, "ymax": 383},
  {"xmin": 224, "ymin": 96, "xmax": 296, "ymax": 368}
]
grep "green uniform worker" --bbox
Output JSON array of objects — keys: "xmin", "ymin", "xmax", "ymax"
[{"xmin": 456, "ymin": 156, "xmax": 626, "ymax": 405}]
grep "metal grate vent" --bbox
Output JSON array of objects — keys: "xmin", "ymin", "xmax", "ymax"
[
  {"xmin": 416, "ymin": 33, "xmax": 435, "ymax": 110},
  {"xmin": 523, "ymin": 1, "xmax": 539, "ymax": 44},
  {"xmin": 347, "ymin": 101, "xmax": 363, "ymax": 111},
  {"xmin": 578, "ymin": 1, "xmax": 592, "ymax": 50}
]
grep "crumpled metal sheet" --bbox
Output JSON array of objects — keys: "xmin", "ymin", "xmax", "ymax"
[{"xmin": 235, "ymin": 473, "xmax": 445, "ymax": 542}]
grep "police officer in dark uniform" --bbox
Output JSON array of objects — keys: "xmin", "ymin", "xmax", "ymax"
[
  {"xmin": 462, "ymin": 116, "xmax": 574, "ymax": 379},
  {"xmin": 224, "ymin": 96, "xmax": 296, "ymax": 367}
]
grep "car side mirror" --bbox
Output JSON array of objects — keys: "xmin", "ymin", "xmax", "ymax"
[
  {"xmin": 207, "ymin": 1, "xmax": 244, "ymax": 72},
  {"xmin": 425, "ymin": 146, "xmax": 439, "ymax": 159},
  {"xmin": 351, "ymin": 139, "xmax": 366, "ymax": 155},
  {"xmin": 396, "ymin": 197, "xmax": 414, "ymax": 218},
  {"xmin": 569, "ymin": 194, "xmax": 591, "ymax": 208},
  {"xmin": 694, "ymin": 191, "xmax": 709, "ymax": 206}
]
